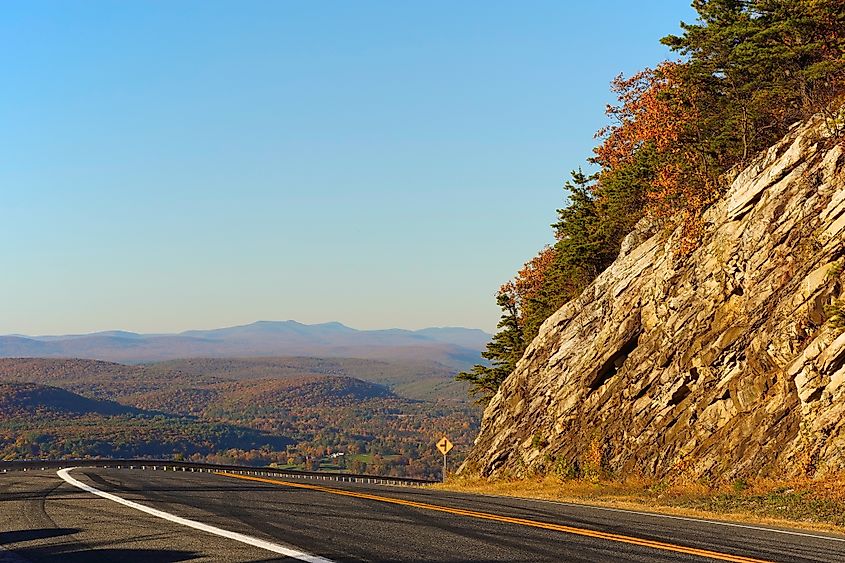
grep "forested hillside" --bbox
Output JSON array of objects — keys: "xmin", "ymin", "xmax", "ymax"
[
  {"xmin": 0, "ymin": 358, "xmax": 478, "ymax": 478},
  {"xmin": 460, "ymin": 0, "xmax": 845, "ymax": 402},
  {"xmin": 154, "ymin": 356, "xmax": 470, "ymax": 401},
  {"xmin": 0, "ymin": 381, "xmax": 292, "ymax": 460}
]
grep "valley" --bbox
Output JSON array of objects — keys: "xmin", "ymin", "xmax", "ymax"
[{"xmin": 0, "ymin": 357, "xmax": 479, "ymax": 479}]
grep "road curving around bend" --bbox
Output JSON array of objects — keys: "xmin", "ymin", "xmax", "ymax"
[
  {"xmin": 3, "ymin": 466, "xmax": 845, "ymax": 562},
  {"xmin": 57, "ymin": 468, "xmax": 333, "ymax": 563},
  {"xmin": 219, "ymin": 471, "xmax": 774, "ymax": 563}
]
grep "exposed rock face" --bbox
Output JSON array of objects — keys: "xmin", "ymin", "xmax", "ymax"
[{"xmin": 461, "ymin": 115, "xmax": 845, "ymax": 482}]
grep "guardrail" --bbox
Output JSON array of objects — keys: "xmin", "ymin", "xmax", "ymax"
[{"xmin": 0, "ymin": 459, "xmax": 436, "ymax": 487}]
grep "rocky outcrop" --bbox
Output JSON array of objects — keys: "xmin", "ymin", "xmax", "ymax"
[{"xmin": 461, "ymin": 114, "xmax": 845, "ymax": 482}]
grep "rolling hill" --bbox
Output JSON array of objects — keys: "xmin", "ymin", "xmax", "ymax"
[
  {"xmin": 0, "ymin": 380, "xmax": 293, "ymax": 461},
  {"xmin": 151, "ymin": 356, "xmax": 470, "ymax": 401},
  {"xmin": 0, "ymin": 358, "xmax": 479, "ymax": 477}
]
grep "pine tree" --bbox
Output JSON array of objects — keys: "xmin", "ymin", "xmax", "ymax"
[
  {"xmin": 662, "ymin": 0, "xmax": 845, "ymax": 164},
  {"xmin": 456, "ymin": 287, "xmax": 525, "ymax": 405}
]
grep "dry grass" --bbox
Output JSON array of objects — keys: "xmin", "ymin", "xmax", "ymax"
[{"xmin": 436, "ymin": 473, "xmax": 845, "ymax": 535}]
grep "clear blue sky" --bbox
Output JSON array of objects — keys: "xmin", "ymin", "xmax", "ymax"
[{"xmin": 2, "ymin": 1, "xmax": 696, "ymax": 335}]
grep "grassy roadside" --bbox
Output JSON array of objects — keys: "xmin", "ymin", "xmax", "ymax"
[{"xmin": 435, "ymin": 474, "xmax": 845, "ymax": 535}]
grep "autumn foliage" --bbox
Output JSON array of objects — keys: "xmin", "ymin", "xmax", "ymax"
[
  {"xmin": 594, "ymin": 61, "xmax": 720, "ymax": 252},
  {"xmin": 595, "ymin": 63, "xmax": 691, "ymax": 173},
  {"xmin": 460, "ymin": 0, "xmax": 845, "ymax": 403},
  {"xmin": 0, "ymin": 358, "xmax": 478, "ymax": 479}
]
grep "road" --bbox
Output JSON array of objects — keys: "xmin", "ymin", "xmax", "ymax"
[{"xmin": 1, "ymin": 467, "xmax": 844, "ymax": 562}]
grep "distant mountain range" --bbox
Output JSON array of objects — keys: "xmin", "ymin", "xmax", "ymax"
[{"xmin": 0, "ymin": 321, "xmax": 491, "ymax": 367}]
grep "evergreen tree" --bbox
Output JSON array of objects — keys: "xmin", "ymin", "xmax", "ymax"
[
  {"xmin": 662, "ymin": 0, "xmax": 845, "ymax": 164},
  {"xmin": 456, "ymin": 288, "xmax": 524, "ymax": 405}
]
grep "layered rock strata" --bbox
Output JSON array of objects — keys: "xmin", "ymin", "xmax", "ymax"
[{"xmin": 462, "ymin": 114, "xmax": 845, "ymax": 481}]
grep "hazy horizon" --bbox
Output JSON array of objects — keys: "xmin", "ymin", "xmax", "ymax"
[
  {"xmin": 4, "ymin": 319, "xmax": 492, "ymax": 339},
  {"xmin": 3, "ymin": 1, "xmax": 695, "ymax": 335}
]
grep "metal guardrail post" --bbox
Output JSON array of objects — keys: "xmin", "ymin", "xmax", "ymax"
[{"xmin": 0, "ymin": 459, "xmax": 436, "ymax": 486}]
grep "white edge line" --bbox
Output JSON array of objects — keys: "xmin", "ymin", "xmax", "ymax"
[
  {"xmin": 484, "ymin": 492, "xmax": 845, "ymax": 544},
  {"xmin": 56, "ymin": 467, "xmax": 335, "ymax": 563}
]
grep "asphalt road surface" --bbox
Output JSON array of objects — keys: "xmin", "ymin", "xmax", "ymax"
[{"xmin": 2, "ymin": 467, "xmax": 845, "ymax": 562}]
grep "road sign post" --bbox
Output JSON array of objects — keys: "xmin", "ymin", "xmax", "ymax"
[{"xmin": 436, "ymin": 436, "xmax": 453, "ymax": 482}]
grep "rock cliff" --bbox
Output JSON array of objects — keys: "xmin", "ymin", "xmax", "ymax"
[{"xmin": 461, "ymin": 113, "xmax": 845, "ymax": 482}]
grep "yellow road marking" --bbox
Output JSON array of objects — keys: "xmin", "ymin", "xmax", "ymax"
[{"xmin": 216, "ymin": 472, "xmax": 773, "ymax": 563}]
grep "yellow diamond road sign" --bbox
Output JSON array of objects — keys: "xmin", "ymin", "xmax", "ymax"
[{"xmin": 436, "ymin": 436, "xmax": 453, "ymax": 455}]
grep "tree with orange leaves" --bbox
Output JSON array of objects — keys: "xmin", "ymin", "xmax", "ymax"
[{"xmin": 593, "ymin": 61, "xmax": 719, "ymax": 251}]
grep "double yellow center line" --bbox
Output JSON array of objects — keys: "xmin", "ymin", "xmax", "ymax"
[{"xmin": 217, "ymin": 472, "xmax": 772, "ymax": 563}]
